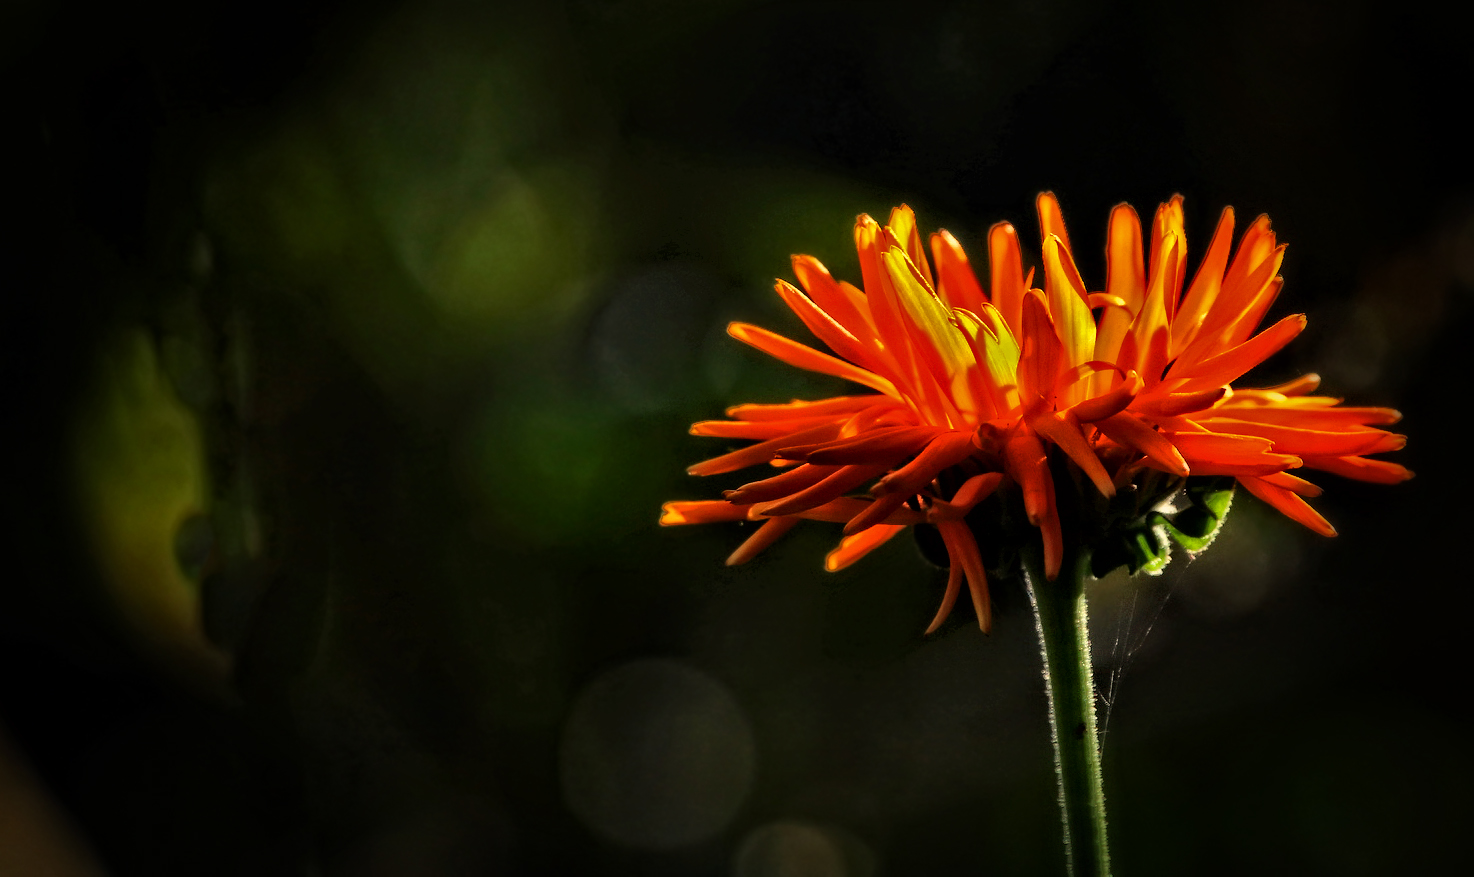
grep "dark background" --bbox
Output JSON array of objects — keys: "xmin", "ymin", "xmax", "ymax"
[{"xmin": 3, "ymin": 1, "xmax": 1470, "ymax": 874}]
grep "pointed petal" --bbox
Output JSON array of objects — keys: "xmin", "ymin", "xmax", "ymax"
[
  {"xmin": 659, "ymin": 500, "xmax": 752, "ymax": 525},
  {"xmin": 825, "ymin": 523, "xmax": 906, "ymax": 571},
  {"xmin": 754, "ymin": 464, "xmax": 888, "ymax": 517},
  {"xmin": 1172, "ymin": 431, "xmax": 1300, "ymax": 476},
  {"xmin": 1257, "ymin": 470, "xmax": 1324, "ymax": 497},
  {"xmin": 1239, "ymin": 475, "xmax": 1337, "ymax": 537},
  {"xmin": 1042, "ymin": 235, "xmax": 1096, "ymax": 394},
  {"xmin": 1029, "ymin": 409, "xmax": 1115, "ymax": 497},
  {"xmin": 1132, "ymin": 386, "xmax": 1228, "ymax": 418},
  {"xmin": 930, "ymin": 229, "xmax": 987, "ymax": 312},
  {"xmin": 1257, "ymin": 373, "xmax": 1321, "ymax": 396},
  {"xmin": 728, "ymin": 322, "xmax": 899, "ymax": 397},
  {"xmin": 773, "ymin": 279, "xmax": 887, "ymax": 376},
  {"xmin": 1195, "ymin": 418, "xmax": 1405, "ymax": 457},
  {"xmin": 1070, "ymin": 370, "xmax": 1142, "ymax": 422},
  {"xmin": 925, "ymin": 560, "xmax": 964, "ymax": 635},
  {"xmin": 726, "ymin": 516, "xmax": 801, "ymax": 565},
  {"xmin": 1036, "ymin": 191, "xmax": 1073, "ymax": 254},
  {"xmin": 1171, "ymin": 313, "xmax": 1306, "ymax": 390},
  {"xmin": 1171, "ymin": 205, "xmax": 1235, "ymax": 357},
  {"xmin": 1003, "ymin": 426, "xmax": 1062, "ymax": 579},
  {"xmin": 1148, "ymin": 195, "xmax": 1186, "ymax": 320},
  {"xmin": 726, "ymin": 396, "xmax": 880, "ymax": 421},
  {"xmin": 887, "ymin": 204, "xmax": 934, "ymax": 289},
  {"xmin": 804, "ymin": 425, "xmax": 943, "ymax": 465},
  {"xmin": 873, "ymin": 430, "xmax": 978, "ymax": 498},
  {"xmin": 791, "ymin": 255, "xmax": 876, "ymax": 339},
  {"xmin": 1095, "ymin": 411, "xmax": 1190, "ymax": 476},
  {"xmin": 723, "ymin": 463, "xmax": 839, "ymax": 504},
  {"xmin": 939, "ymin": 520, "xmax": 991, "ymax": 633},
  {"xmin": 687, "ymin": 421, "xmax": 844, "ymax": 476},
  {"xmin": 1300, "ymin": 455, "xmax": 1415, "ymax": 484},
  {"xmin": 1018, "ymin": 292, "xmax": 1064, "ymax": 405},
  {"xmin": 988, "ymin": 221, "xmax": 1027, "ymax": 339},
  {"xmin": 841, "ymin": 490, "xmax": 915, "ymax": 536},
  {"xmin": 691, "ymin": 417, "xmax": 841, "ymax": 439}
]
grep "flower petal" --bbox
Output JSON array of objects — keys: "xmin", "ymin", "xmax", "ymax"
[
  {"xmin": 938, "ymin": 520, "xmax": 991, "ymax": 633},
  {"xmin": 1300, "ymin": 455, "xmax": 1415, "ymax": 484},
  {"xmin": 724, "ymin": 463, "xmax": 840, "ymax": 504},
  {"xmin": 688, "ymin": 421, "xmax": 844, "ymax": 476},
  {"xmin": 804, "ymin": 425, "xmax": 943, "ymax": 465},
  {"xmin": 660, "ymin": 500, "xmax": 752, "ymax": 525},
  {"xmin": 754, "ymin": 464, "xmax": 888, "ymax": 516},
  {"xmin": 728, "ymin": 322, "xmax": 899, "ymax": 397},
  {"xmin": 988, "ymin": 221, "xmax": 1027, "ymax": 339},
  {"xmin": 1238, "ymin": 474, "xmax": 1337, "ymax": 537},
  {"xmin": 1095, "ymin": 411, "xmax": 1190, "ymax": 476},
  {"xmin": 727, "ymin": 516, "xmax": 801, "ymax": 566},
  {"xmin": 825, "ymin": 523, "xmax": 906, "ymax": 571},
  {"xmin": 930, "ymin": 229, "xmax": 987, "ymax": 313}
]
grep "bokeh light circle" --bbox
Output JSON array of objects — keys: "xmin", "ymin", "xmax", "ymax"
[{"xmin": 559, "ymin": 659, "xmax": 755, "ymax": 849}]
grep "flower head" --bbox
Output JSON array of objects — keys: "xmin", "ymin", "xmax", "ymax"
[{"xmin": 662, "ymin": 195, "xmax": 1410, "ymax": 633}]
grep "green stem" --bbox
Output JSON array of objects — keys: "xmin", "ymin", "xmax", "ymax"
[{"xmin": 1024, "ymin": 546, "xmax": 1111, "ymax": 877}]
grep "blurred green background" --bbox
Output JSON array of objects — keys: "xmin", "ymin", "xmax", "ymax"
[{"xmin": 3, "ymin": 1, "xmax": 1470, "ymax": 874}]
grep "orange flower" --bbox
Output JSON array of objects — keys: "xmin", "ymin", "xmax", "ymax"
[{"xmin": 662, "ymin": 195, "xmax": 1410, "ymax": 634}]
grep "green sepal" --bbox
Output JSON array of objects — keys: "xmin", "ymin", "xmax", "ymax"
[
  {"xmin": 1128, "ymin": 526, "xmax": 1171, "ymax": 575},
  {"xmin": 1153, "ymin": 477, "xmax": 1235, "ymax": 554}
]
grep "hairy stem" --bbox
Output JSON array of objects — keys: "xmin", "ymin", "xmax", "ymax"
[{"xmin": 1024, "ymin": 546, "xmax": 1111, "ymax": 877}]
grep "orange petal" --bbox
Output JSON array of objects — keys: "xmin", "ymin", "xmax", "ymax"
[
  {"xmin": 1036, "ymin": 191, "xmax": 1073, "ymax": 254},
  {"xmin": 1003, "ymin": 426, "xmax": 1062, "ymax": 579},
  {"xmin": 873, "ymin": 430, "xmax": 978, "ymax": 499},
  {"xmin": 1042, "ymin": 235, "xmax": 1096, "ymax": 391},
  {"xmin": 1238, "ymin": 475, "xmax": 1337, "ymax": 537},
  {"xmin": 726, "ymin": 516, "xmax": 801, "ymax": 566},
  {"xmin": 1070, "ymin": 371, "xmax": 1142, "ymax": 422},
  {"xmin": 754, "ymin": 464, "xmax": 888, "ymax": 517},
  {"xmin": 925, "ymin": 559, "xmax": 964, "ymax": 635},
  {"xmin": 841, "ymin": 490, "xmax": 916, "ymax": 536},
  {"xmin": 791, "ymin": 255, "xmax": 876, "ymax": 340},
  {"xmin": 724, "ymin": 463, "xmax": 840, "ymax": 504},
  {"xmin": 1256, "ymin": 373, "xmax": 1321, "ymax": 396},
  {"xmin": 691, "ymin": 417, "xmax": 841, "ymax": 439},
  {"xmin": 773, "ymin": 279, "xmax": 887, "ymax": 377},
  {"xmin": 1170, "ymin": 313, "xmax": 1306, "ymax": 391},
  {"xmin": 1148, "ymin": 195, "xmax": 1186, "ymax": 320},
  {"xmin": 1029, "ymin": 409, "xmax": 1115, "ymax": 497},
  {"xmin": 796, "ymin": 497, "xmax": 924, "ymax": 526},
  {"xmin": 1257, "ymin": 470, "xmax": 1324, "ymax": 497},
  {"xmin": 1170, "ymin": 205, "xmax": 1235, "ymax": 357},
  {"xmin": 1172, "ymin": 431, "xmax": 1300, "ymax": 476},
  {"xmin": 888, "ymin": 204, "xmax": 934, "ymax": 289},
  {"xmin": 1095, "ymin": 411, "xmax": 1190, "ymax": 476},
  {"xmin": 930, "ymin": 229, "xmax": 987, "ymax": 313},
  {"xmin": 1131, "ymin": 386, "xmax": 1228, "ymax": 419},
  {"xmin": 825, "ymin": 523, "xmax": 907, "ymax": 571},
  {"xmin": 988, "ymin": 221, "xmax": 1027, "ymax": 339},
  {"xmin": 1300, "ymin": 455, "xmax": 1415, "ymax": 484},
  {"xmin": 688, "ymin": 422, "xmax": 844, "ymax": 476},
  {"xmin": 728, "ymin": 322, "xmax": 899, "ymax": 397},
  {"xmin": 938, "ymin": 520, "xmax": 991, "ymax": 633},
  {"xmin": 1018, "ymin": 292, "xmax": 1063, "ymax": 405},
  {"xmin": 805, "ymin": 425, "xmax": 943, "ymax": 465},
  {"xmin": 1195, "ymin": 418, "xmax": 1405, "ymax": 457},
  {"xmin": 726, "ymin": 396, "xmax": 881, "ymax": 421},
  {"xmin": 660, "ymin": 500, "xmax": 752, "ymax": 525},
  {"xmin": 942, "ymin": 472, "xmax": 1005, "ymax": 515},
  {"xmin": 1211, "ymin": 403, "xmax": 1402, "ymax": 430}
]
